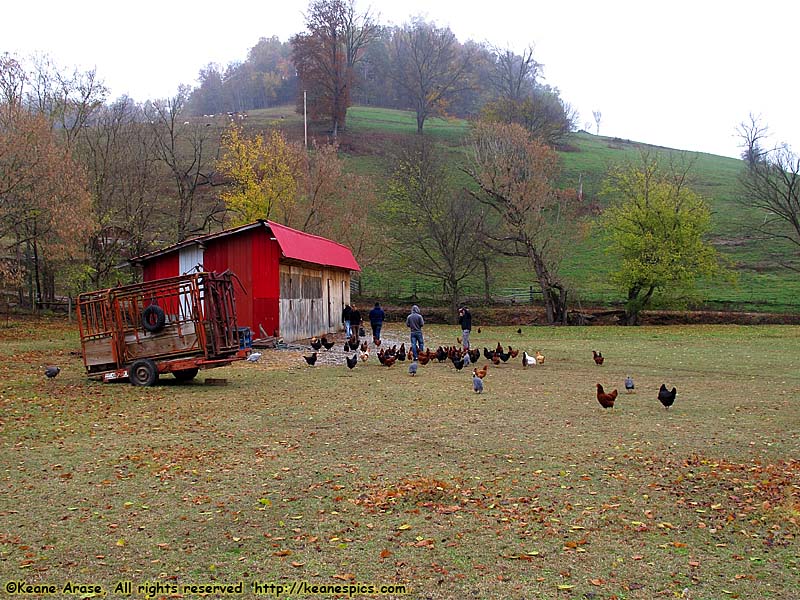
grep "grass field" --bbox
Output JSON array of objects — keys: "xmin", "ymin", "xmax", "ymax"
[
  {"xmin": 1, "ymin": 317, "xmax": 798, "ymax": 599},
  {"xmin": 287, "ymin": 104, "xmax": 799, "ymax": 313}
]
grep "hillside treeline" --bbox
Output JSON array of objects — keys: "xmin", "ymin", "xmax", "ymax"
[{"xmin": 187, "ymin": 9, "xmax": 576, "ymax": 144}]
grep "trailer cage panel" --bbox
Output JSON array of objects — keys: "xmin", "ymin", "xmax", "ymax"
[{"xmin": 77, "ymin": 271, "xmax": 246, "ymax": 385}]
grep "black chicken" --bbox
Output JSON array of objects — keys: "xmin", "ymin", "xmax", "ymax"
[
  {"xmin": 310, "ymin": 338, "xmax": 322, "ymax": 351},
  {"xmin": 451, "ymin": 356, "xmax": 465, "ymax": 371},
  {"xmin": 303, "ymin": 352, "xmax": 318, "ymax": 366},
  {"xmin": 658, "ymin": 384, "xmax": 677, "ymax": 408},
  {"xmin": 346, "ymin": 353, "xmax": 358, "ymax": 370},
  {"xmin": 321, "ymin": 337, "xmax": 335, "ymax": 350},
  {"xmin": 44, "ymin": 366, "xmax": 61, "ymax": 379}
]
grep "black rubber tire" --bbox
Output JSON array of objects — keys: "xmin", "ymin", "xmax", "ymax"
[
  {"xmin": 141, "ymin": 304, "xmax": 166, "ymax": 333},
  {"xmin": 173, "ymin": 367, "xmax": 199, "ymax": 381},
  {"xmin": 129, "ymin": 359, "xmax": 159, "ymax": 386}
]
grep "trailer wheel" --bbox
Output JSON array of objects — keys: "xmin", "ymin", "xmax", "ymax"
[
  {"xmin": 130, "ymin": 359, "xmax": 159, "ymax": 386},
  {"xmin": 141, "ymin": 304, "xmax": 166, "ymax": 333},
  {"xmin": 173, "ymin": 368, "xmax": 199, "ymax": 382}
]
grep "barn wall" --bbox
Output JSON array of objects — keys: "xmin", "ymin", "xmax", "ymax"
[
  {"xmin": 201, "ymin": 229, "xmax": 282, "ymax": 338},
  {"xmin": 279, "ymin": 264, "xmax": 351, "ymax": 341},
  {"xmin": 143, "ymin": 253, "xmax": 179, "ymax": 281}
]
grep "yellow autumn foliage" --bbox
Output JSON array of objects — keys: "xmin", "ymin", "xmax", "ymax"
[{"xmin": 217, "ymin": 126, "xmax": 302, "ymax": 225}]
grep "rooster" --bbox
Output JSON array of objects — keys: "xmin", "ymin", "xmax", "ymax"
[
  {"xmin": 592, "ymin": 350, "xmax": 604, "ymax": 365},
  {"xmin": 658, "ymin": 384, "xmax": 677, "ymax": 408},
  {"xmin": 346, "ymin": 353, "xmax": 358, "ymax": 370},
  {"xmin": 596, "ymin": 383, "xmax": 617, "ymax": 408},
  {"xmin": 473, "ymin": 364, "xmax": 488, "ymax": 379},
  {"xmin": 522, "ymin": 351, "xmax": 536, "ymax": 367},
  {"xmin": 303, "ymin": 352, "xmax": 318, "ymax": 366},
  {"xmin": 535, "ymin": 351, "xmax": 545, "ymax": 365}
]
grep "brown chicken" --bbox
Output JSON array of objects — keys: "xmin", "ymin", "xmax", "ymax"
[
  {"xmin": 383, "ymin": 355, "xmax": 397, "ymax": 367},
  {"xmin": 473, "ymin": 364, "xmax": 489, "ymax": 379},
  {"xmin": 592, "ymin": 350, "xmax": 604, "ymax": 365},
  {"xmin": 596, "ymin": 383, "xmax": 617, "ymax": 408}
]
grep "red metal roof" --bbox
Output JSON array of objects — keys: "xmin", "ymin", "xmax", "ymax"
[
  {"xmin": 130, "ymin": 220, "xmax": 360, "ymax": 272},
  {"xmin": 266, "ymin": 221, "xmax": 360, "ymax": 271}
]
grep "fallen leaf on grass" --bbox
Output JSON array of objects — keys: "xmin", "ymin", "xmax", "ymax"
[
  {"xmin": 273, "ymin": 549, "xmax": 292, "ymax": 557},
  {"xmin": 379, "ymin": 549, "xmax": 392, "ymax": 559},
  {"xmin": 332, "ymin": 573, "xmax": 355, "ymax": 581}
]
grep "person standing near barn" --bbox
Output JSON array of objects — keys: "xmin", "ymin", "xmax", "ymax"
[
  {"xmin": 350, "ymin": 305, "xmax": 363, "ymax": 339},
  {"xmin": 458, "ymin": 306, "xmax": 472, "ymax": 350},
  {"xmin": 406, "ymin": 305, "xmax": 425, "ymax": 361},
  {"xmin": 369, "ymin": 301, "xmax": 385, "ymax": 343},
  {"xmin": 342, "ymin": 304, "xmax": 352, "ymax": 337}
]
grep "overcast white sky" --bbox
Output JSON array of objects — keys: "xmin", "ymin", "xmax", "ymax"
[{"xmin": 5, "ymin": 0, "xmax": 797, "ymax": 158}]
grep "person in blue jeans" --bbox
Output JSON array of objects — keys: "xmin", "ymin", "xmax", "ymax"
[
  {"xmin": 342, "ymin": 304, "xmax": 352, "ymax": 337},
  {"xmin": 405, "ymin": 305, "xmax": 424, "ymax": 360},
  {"xmin": 369, "ymin": 302, "xmax": 385, "ymax": 343}
]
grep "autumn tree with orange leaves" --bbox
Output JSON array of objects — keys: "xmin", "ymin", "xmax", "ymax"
[
  {"xmin": 291, "ymin": 0, "xmax": 378, "ymax": 137},
  {"xmin": 465, "ymin": 121, "xmax": 579, "ymax": 324},
  {"xmin": 0, "ymin": 85, "xmax": 94, "ymax": 307}
]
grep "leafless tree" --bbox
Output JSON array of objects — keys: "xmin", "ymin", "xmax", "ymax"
[
  {"xmin": 390, "ymin": 19, "xmax": 474, "ymax": 133},
  {"xmin": 738, "ymin": 140, "xmax": 800, "ymax": 270},
  {"xmin": 737, "ymin": 112, "xmax": 769, "ymax": 166},
  {"xmin": 76, "ymin": 96, "xmax": 161, "ymax": 285},
  {"xmin": 488, "ymin": 45, "xmax": 540, "ymax": 101},
  {"xmin": 146, "ymin": 87, "xmax": 224, "ymax": 242},
  {"xmin": 388, "ymin": 135, "xmax": 485, "ymax": 314},
  {"xmin": 592, "ymin": 110, "xmax": 602, "ymax": 135}
]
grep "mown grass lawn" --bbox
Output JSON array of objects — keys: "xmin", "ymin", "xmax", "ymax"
[{"xmin": 1, "ymin": 318, "xmax": 798, "ymax": 599}]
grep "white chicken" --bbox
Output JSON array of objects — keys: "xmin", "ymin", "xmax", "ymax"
[{"xmin": 522, "ymin": 351, "xmax": 537, "ymax": 367}]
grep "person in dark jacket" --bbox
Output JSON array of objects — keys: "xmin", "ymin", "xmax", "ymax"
[
  {"xmin": 458, "ymin": 306, "xmax": 472, "ymax": 350},
  {"xmin": 369, "ymin": 302, "xmax": 385, "ymax": 343},
  {"xmin": 350, "ymin": 306, "xmax": 362, "ymax": 338},
  {"xmin": 405, "ymin": 305, "xmax": 424, "ymax": 360},
  {"xmin": 342, "ymin": 304, "xmax": 352, "ymax": 337}
]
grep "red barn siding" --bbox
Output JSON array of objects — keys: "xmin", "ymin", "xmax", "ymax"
[
  {"xmin": 143, "ymin": 253, "xmax": 178, "ymax": 281},
  {"xmin": 134, "ymin": 221, "xmax": 358, "ymax": 342}
]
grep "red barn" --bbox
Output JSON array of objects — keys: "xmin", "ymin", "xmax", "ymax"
[{"xmin": 129, "ymin": 220, "xmax": 360, "ymax": 342}]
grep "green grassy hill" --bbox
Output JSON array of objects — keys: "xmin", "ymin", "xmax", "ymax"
[{"xmin": 257, "ymin": 105, "xmax": 800, "ymax": 313}]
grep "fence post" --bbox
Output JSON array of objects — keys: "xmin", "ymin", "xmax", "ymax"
[{"xmin": 529, "ymin": 285, "xmax": 534, "ymax": 304}]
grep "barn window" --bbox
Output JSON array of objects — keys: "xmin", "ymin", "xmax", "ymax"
[
  {"xmin": 303, "ymin": 276, "xmax": 322, "ymax": 299},
  {"xmin": 280, "ymin": 272, "xmax": 302, "ymax": 299}
]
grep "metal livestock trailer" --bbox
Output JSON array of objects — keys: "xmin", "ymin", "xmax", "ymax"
[{"xmin": 77, "ymin": 271, "xmax": 247, "ymax": 386}]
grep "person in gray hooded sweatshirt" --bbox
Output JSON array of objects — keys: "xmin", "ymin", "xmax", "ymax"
[{"xmin": 405, "ymin": 305, "xmax": 425, "ymax": 360}]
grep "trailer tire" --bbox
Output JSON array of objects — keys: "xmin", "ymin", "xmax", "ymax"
[
  {"xmin": 173, "ymin": 367, "xmax": 199, "ymax": 381},
  {"xmin": 141, "ymin": 305, "xmax": 166, "ymax": 333},
  {"xmin": 130, "ymin": 359, "xmax": 159, "ymax": 386}
]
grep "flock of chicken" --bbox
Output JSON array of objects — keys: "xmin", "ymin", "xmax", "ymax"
[
  {"xmin": 297, "ymin": 333, "xmax": 679, "ymax": 411},
  {"xmin": 592, "ymin": 349, "xmax": 678, "ymax": 409}
]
